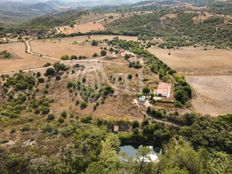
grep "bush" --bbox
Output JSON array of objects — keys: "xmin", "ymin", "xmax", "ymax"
[
  {"xmin": 61, "ymin": 55, "xmax": 70, "ymax": 60},
  {"xmin": 61, "ymin": 111, "xmax": 67, "ymax": 118},
  {"xmin": 128, "ymin": 74, "xmax": 133, "ymax": 80},
  {"xmin": 132, "ymin": 121, "xmax": 140, "ymax": 129},
  {"xmin": 58, "ymin": 117, "xmax": 65, "ymax": 123},
  {"xmin": 47, "ymin": 114, "xmax": 55, "ymax": 121},
  {"xmin": 100, "ymin": 50, "xmax": 107, "ymax": 56},
  {"xmin": 34, "ymin": 108, "xmax": 40, "ymax": 114},
  {"xmin": 54, "ymin": 63, "xmax": 67, "ymax": 72},
  {"xmin": 93, "ymin": 53, "xmax": 98, "ymax": 57},
  {"xmin": 143, "ymin": 87, "xmax": 150, "ymax": 94},
  {"xmin": 91, "ymin": 40, "xmax": 98, "ymax": 46},
  {"xmin": 41, "ymin": 107, "xmax": 50, "ymax": 115},
  {"xmin": 38, "ymin": 78, "xmax": 45, "ymax": 83},
  {"xmin": 45, "ymin": 68, "xmax": 55, "ymax": 76},
  {"xmin": 81, "ymin": 116, "xmax": 92, "ymax": 124},
  {"xmin": 55, "ymin": 75, "xmax": 61, "ymax": 81},
  {"xmin": 80, "ymin": 102, "xmax": 88, "ymax": 109},
  {"xmin": 175, "ymin": 90, "xmax": 189, "ymax": 105},
  {"xmin": 71, "ymin": 55, "xmax": 78, "ymax": 60}
]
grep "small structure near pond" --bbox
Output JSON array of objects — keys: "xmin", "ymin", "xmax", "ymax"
[{"xmin": 119, "ymin": 145, "xmax": 160, "ymax": 163}]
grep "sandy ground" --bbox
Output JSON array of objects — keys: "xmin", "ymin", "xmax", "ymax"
[
  {"xmin": 149, "ymin": 47, "xmax": 232, "ymax": 75},
  {"xmin": 0, "ymin": 42, "xmax": 56, "ymax": 74},
  {"xmin": 186, "ymin": 76, "xmax": 232, "ymax": 116},
  {"xmin": 31, "ymin": 35, "xmax": 137, "ymax": 59}
]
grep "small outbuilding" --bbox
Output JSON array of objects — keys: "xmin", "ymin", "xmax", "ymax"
[
  {"xmin": 138, "ymin": 96, "xmax": 146, "ymax": 103},
  {"xmin": 113, "ymin": 125, "xmax": 119, "ymax": 133}
]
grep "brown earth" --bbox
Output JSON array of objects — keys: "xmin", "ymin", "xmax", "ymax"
[
  {"xmin": 186, "ymin": 76, "xmax": 232, "ymax": 116},
  {"xmin": 148, "ymin": 47, "xmax": 232, "ymax": 75}
]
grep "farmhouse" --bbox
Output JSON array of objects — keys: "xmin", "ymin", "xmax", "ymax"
[
  {"xmin": 113, "ymin": 125, "xmax": 119, "ymax": 133},
  {"xmin": 156, "ymin": 83, "xmax": 171, "ymax": 98}
]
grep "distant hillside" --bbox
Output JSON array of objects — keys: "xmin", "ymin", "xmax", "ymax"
[
  {"xmin": 210, "ymin": 1, "xmax": 232, "ymax": 15},
  {"xmin": 107, "ymin": 8, "xmax": 232, "ymax": 48},
  {"xmin": 20, "ymin": 10, "xmax": 87, "ymax": 31},
  {"xmin": 0, "ymin": 0, "xmax": 74, "ymax": 25}
]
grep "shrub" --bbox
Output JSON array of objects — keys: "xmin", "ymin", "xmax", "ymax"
[
  {"xmin": 100, "ymin": 50, "xmax": 107, "ymax": 56},
  {"xmin": 41, "ymin": 107, "xmax": 50, "ymax": 115},
  {"xmin": 55, "ymin": 75, "xmax": 61, "ymax": 81},
  {"xmin": 91, "ymin": 40, "xmax": 98, "ymax": 46},
  {"xmin": 34, "ymin": 108, "xmax": 40, "ymax": 114},
  {"xmin": 61, "ymin": 111, "xmax": 67, "ymax": 118},
  {"xmin": 128, "ymin": 74, "xmax": 133, "ymax": 80},
  {"xmin": 45, "ymin": 68, "xmax": 55, "ymax": 76},
  {"xmin": 81, "ymin": 116, "xmax": 92, "ymax": 124},
  {"xmin": 36, "ymin": 72, "xmax": 41, "ymax": 77},
  {"xmin": 93, "ymin": 53, "xmax": 98, "ymax": 57},
  {"xmin": 61, "ymin": 55, "xmax": 70, "ymax": 60},
  {"xmin": 54, "ymin": 63, "xmax": 67, "ymax": 72},
  {"xmin": 47, "ymin": 114, "xmax": 55, "ymax": 121},
  {"xmin": 58, "ymin": 117, "xmax": 65, "ymax": 123},
  {"xmin": 132, "ymin": 121, "xmax": 140, "ymax": 129},
  {"xmin": 38, "ymin": 78, "xmax": 45, "ymax": 83},
  {"xmin": 80, "ymin": 102, "xmax": 88, "ymax": 109},
  {"xmin": 143, "ymin": 87, "xmax": 150, "ymax": 94},
  {"xmin": 71, "ymin": 55, "xmax": 78, "ymax": 60}
]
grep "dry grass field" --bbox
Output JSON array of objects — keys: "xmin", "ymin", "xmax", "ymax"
[
  {"xmin": 0, "ymin": 42, "xmax": 56, "ymax": 74},
  {"xmin": 149, "ymin": 47, "xmax": 232, "ymax": 75},
  {"xmin": 31, "ymin": 39, "xmax": 102, "ymax": 59},
  {"xmin": 186, "ymin": 76, "xmax": 232, "ymax": 116},
  {"xmin": 59, "ymin": 22, "xmax": 105, "ymax": 34},
  {"xmin": 58, "ymin": 13, "xmax": 106, "ymax": 34},
  {"xmin": 0, "ymin": 35, "xmax": 137, "ymax": 74},
  {"xmin": 31, "ymin": 35, "xmax": 137, "ymax": 59},
  {"xmin": 149, "ymin": 46, "xmax": 232, "ymax": 116}
]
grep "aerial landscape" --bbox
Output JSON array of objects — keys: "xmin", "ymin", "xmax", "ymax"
[{"xmin": 0, "ymin": 0, "xmax": 232, "ymax": 173}]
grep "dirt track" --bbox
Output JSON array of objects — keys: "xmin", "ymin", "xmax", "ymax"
[
  {"xmin": 0, "ymin": 35, "xmax": 137, "ymax": 74},
  {"xmin": 0, "ymin": 42, "xmax": 56, "ymax": 74}
]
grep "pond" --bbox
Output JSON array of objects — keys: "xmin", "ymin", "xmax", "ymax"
[{"xmin": 119, "ymin": 145, "xmax": 160, "ymax": 162}]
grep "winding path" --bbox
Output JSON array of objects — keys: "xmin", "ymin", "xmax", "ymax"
[{"xmin": 1, "ymin": 37, "xmax": 183, "ymax": 128}]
